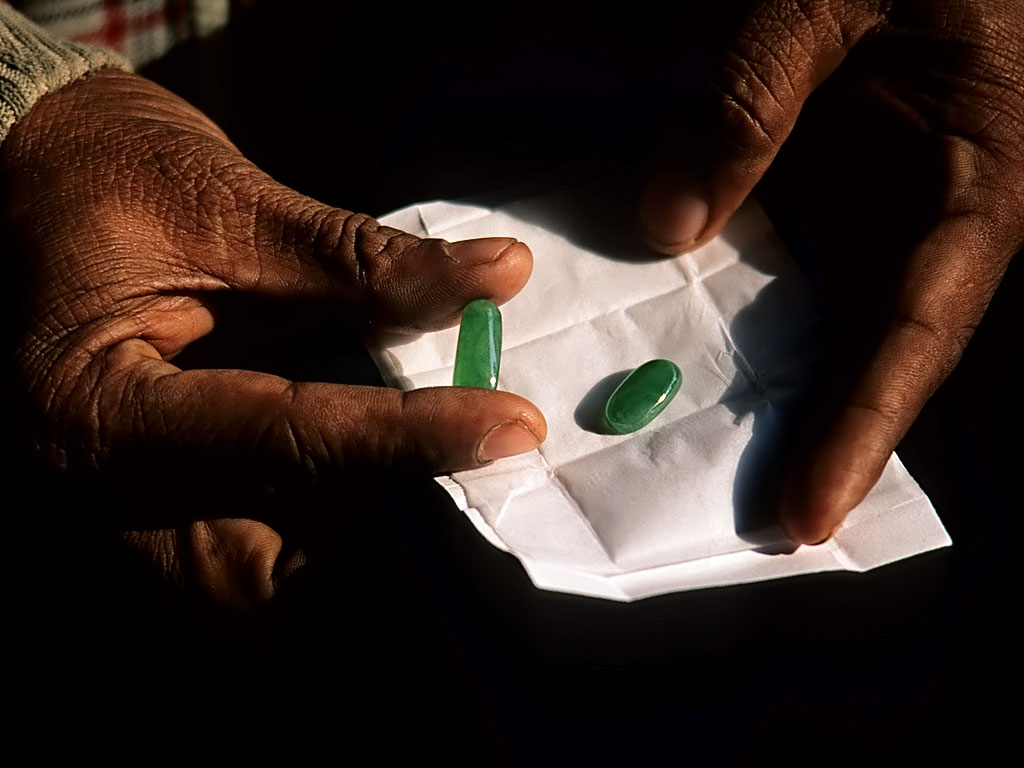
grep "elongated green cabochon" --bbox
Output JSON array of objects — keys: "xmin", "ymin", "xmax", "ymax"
[
  {"xmin": 453, "ymin": 299, "xmax": 502, "ymax": 389},
  {"xmin": 604, "ymin": 359, "xmax": 682, "ymax": 434}
]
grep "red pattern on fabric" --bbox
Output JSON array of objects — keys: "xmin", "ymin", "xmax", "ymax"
[
  {"xmin": 11, "ymin": 0, "xmax": 243, "ymax": 65},
  {"xmin": 72, "ymin": 7, "xmax": 170, "ymax": 49},
  {"xmin": 99, "ymin": 0, "xmax": 127, "ymax": 51},
  {"xmin": 48, "ymin": 1, "xmax": 197, "ymax": 62}
]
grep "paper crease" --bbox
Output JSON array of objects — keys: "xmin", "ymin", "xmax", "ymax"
[{"xmin": 369, "ymin": 196, "xmax": 951, "ymax": 600}]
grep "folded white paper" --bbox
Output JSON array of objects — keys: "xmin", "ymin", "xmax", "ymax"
[{"xmin": 370, "ymin": 194, "xmax": 951, "ymax": 601}]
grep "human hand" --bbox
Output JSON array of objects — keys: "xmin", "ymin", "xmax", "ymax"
[
  {"xmin": 640, "ymin": 0, "xmax": 1023, "ymax": 543},
  {"xmin": 1, "ymin": 69, "xmax": 546, "ymax": 605}
]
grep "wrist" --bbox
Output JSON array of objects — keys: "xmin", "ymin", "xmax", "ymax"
[{"xmin": 0, "ymin": 3, "xmax": 130, "ymax": 145}]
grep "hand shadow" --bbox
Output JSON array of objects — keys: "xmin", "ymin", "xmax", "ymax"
[
  {"xmin": 476, "ymin": 166, "xmax": 667, "ymax": 265},
  {"xmin": 538, "ymin": 174, "xmax": 815, "ymax": 551},
  {"xmin": 713, "ymin": 224, "xmax": 824, "ymax": 552}
]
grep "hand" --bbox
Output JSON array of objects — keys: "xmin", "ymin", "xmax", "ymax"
[
  {"xmin": 640, "ymin": 0, "xmax": 1023, "ymax": 543},
  {"xmin": 2, "ymin": 69, "xmax": 546, "ymax": 606}
]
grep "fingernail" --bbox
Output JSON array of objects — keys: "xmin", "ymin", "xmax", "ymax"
[
  {"xmin": 780, "ymin": 503, "xmax": 838, "ymax": 546},
  {"xmin": 803, "ymin": 525, "xmax": 840, "ymax": 546},
  {"xmin": 810, "ymin": 532, "xmax": 835, "ymax": 546},
  {"xmin": 477, "ymin": 420, "xmax": 539, "ymax": 463},
  {"xmin": 446, "ymin": 237, "xmax": 518, "ymax": 266},
  {"xmin": 640, "ymin": 184, "xmax": 709, "ymax": 253}
]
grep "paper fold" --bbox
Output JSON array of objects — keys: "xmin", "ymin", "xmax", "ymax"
[{"xmin": 369, "ymin": 195, "xmax": 950, "ymax": 601}]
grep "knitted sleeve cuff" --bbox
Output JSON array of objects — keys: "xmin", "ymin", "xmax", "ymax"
[{"xmin": 1, "ymin": 3, "xmax": 131, "ymax": 142}]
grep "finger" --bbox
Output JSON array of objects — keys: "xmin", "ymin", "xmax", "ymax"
[
  {"xmin": 245, "ymin": 197, "xmax": 534, "ymax": 332},
  {"xmin": 8, "ymin": 69, "xmax": 532, "ymax": 333},
  {"xmin": 640, "ymin": 0, "xmax": 881, "ymax": 253},
  {"xmin": 91, "ymin": 338, "xmax": 546, "ymax": 481},
  {"xmin": 161, "ymin": 152, "xmax": 532, "ymax": 332},
  {"xmin": 186, "ymin": 519, "xmax": 283, "ymax": 608},
  {"xmin": 779, "ymin": 214, "xmax": 1018, "ymax": 544}
]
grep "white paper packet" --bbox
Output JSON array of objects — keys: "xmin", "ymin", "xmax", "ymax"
[{"xmin": 369, "ymin": 194, "xmax": 951, "ymax": 601}]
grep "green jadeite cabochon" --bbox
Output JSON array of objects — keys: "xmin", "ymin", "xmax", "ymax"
[
  {"xmin": 452, "ymin": 299, "xmax": 502, "ymax": 389},
  {"xmin": 604, "ymin": 359, "xmax": 682, "ymax": 434}
]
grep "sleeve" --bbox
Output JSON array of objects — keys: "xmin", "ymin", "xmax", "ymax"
[{"xmin": 0, "ymin": 2, "xmax": 131, "ymax": 142}]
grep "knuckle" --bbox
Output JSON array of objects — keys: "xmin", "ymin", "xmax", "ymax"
[
  {"xmin": 38, "ymin": 355, "xmax": 108, "ymax": 471},
  {"xmin": 318, "ymin": 210, "xmax": 423, "ymax": 298},
  {"xmin": 713, "ymin": 52, "xmax": 789, "ymax": 157},
  {"xmin": 249, "ymin": 193, "xmax": 422, "ymax": 299},
  {"xmin": 890, "ymin": 310, "xmax": 973, "ymax": 379},
  {"xmin": 710, "ymin": 0, "xmax": 880, "ymax": 162},
  {"xmin": 326, "ymin": 209, "xmax": 378, "ymax": 289},
  {"xmin": 343, "ymin": 214, "xmax": 394, "ymax": 288},
  {"xmin": 122, "ymin": 529, "xmax": 183, "ymax": 587},
  {"xmin": 844, "ymin": 401, "xmax": 902, "ymax": 449},
  {"xmin": 327, "ymin": 386, "xmax": 422, "ymax": 470},
  {"xmin": 282, "ymin": 207, "xmax": 382, "ymax": 292},
  {"xmin": 253, "ymin": 383, "xmax": 314, "ymax": 468},
  {"xmin": 187, "ymin": 520, "xmax": 279, "ymax": 608}
]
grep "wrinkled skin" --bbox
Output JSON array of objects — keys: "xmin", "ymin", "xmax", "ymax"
[
  {"xmin": 2, "ymin": 70, "xmax": 546, "ymax": 608},
  {"xmin": 5, "ymin": 0, "xmax": 1023, "ymax": 609},
  {"xmin": 641, "ymin": 0, "xmax": 1023, "ymax": 543}
]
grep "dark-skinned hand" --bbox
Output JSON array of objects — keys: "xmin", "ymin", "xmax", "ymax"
[
  {"xmin": 640, "ymin": 0, "xmax": 1023, "ymax": 543},
  {"xmin": 1, "ymin": 69, "xmax": 546, "ymax": 608}
]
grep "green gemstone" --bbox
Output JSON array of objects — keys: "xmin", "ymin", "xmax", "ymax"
[
  {"xmin": 453, "ymin": 299, "xmax": 502, "ymax": 389},
  {"xmin": 604, "ymin": 359, "xmax": 682, "ymax": 434}
]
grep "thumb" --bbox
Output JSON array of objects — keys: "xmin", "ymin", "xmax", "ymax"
[
  {"xmin": 90, "ymin": 339, "xmax": 547, "ymax": 485},
  {"xmin": 640, "ymin": 0, "xmax": 881, "ymax": 253}
]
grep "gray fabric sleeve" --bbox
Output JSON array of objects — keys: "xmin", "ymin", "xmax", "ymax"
[{"xmin": 0, "ymin": 3, "xmax": 131, "ymax": 143}]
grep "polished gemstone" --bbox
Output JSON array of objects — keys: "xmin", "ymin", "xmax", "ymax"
[
  {"xmin": 604, "ymin": 359, "xmax": 682, "ymax": 434},
  {"xmin": 453, "ymin": 299, "xmax": 502, "ymax": 389}
]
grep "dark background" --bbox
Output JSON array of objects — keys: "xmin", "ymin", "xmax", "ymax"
[{"xmin": 10, "ymin": 2, "xmax": 1017, "ymax": 762}]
